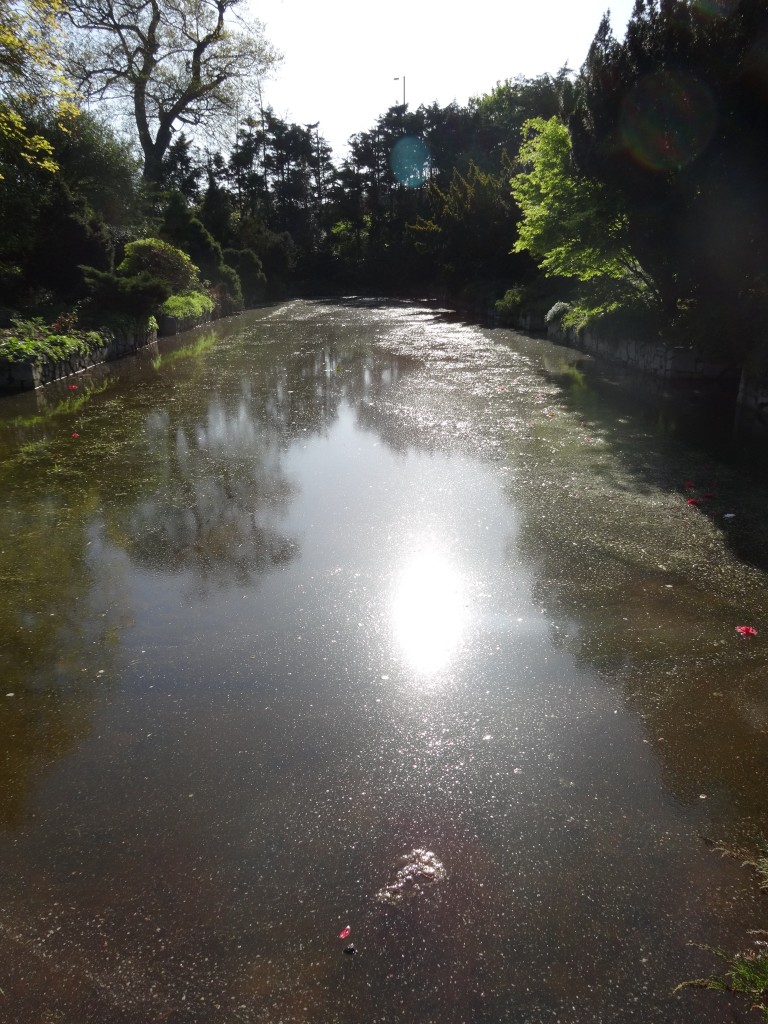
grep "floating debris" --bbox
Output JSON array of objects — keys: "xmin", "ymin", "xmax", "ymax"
[
  {"xmin": 375, "ymin": 848, "xmax": 446, "ymax": 907},
  {"xmin": 343, "ymin": 944, "xmax": 357, "ymax": 956},
  {"xmin": 736, "ymin": 625, "xmax": 759, "ymax": 638},
  {"xmin": 338, "ymin": 925, "xmax": 351, "ymax": 940}
]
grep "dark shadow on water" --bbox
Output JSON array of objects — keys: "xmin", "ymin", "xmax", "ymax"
[{"xmin": 537, "ymin": 348, "xmax": 768, "ymax": 576}]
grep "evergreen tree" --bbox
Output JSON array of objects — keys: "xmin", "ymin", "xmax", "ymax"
[{"xmin": 570, "ymin": 0, "xmax": 768, "ymax": 347}]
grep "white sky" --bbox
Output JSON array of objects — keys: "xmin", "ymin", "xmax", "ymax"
[{"xmin": 249, "ymin": 0, "xmax": 637, "ymax": 160}]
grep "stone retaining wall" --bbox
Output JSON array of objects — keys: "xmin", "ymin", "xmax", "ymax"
[
  {"xmin": 546, "ymin": 323, "xmax": 739, "ymax": 382},
  {"xmin": 158, "ymin": 311, "xmax": 213, "ymax": 336},
  {"xmin": 735, "ymin": 364, "xmax": 768, "ymax": 427},
  {"xmin": 0, "ymin": 324, "xmax": 157, "ymax": 392}
]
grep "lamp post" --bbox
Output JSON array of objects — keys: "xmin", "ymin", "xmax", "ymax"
[
  {"xmin": 304, "ymin": 121, "xmax": 321, "ymax": 209},
  {"xmin": 394, "ymin": 76, "xmax": 405, "ymax": 107}
]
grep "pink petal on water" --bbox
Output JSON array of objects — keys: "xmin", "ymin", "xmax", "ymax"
[
  {"xmin": 737, "ymin": 618, "xmax": 761, "ymax": 634},
  {"xmin": 338, "ymin": 926, "xmax": 351, "ymax": 940}
]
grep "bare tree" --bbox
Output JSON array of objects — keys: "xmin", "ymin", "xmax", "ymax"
[{"xmin": 65, "ymin": 0, "xmax": 279, "ymax": 182}]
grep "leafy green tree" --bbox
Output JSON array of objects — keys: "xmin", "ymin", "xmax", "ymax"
[
  {"xmin": 420, "ymin": 101, "xmax": 478, "ymax": 182},
  {"xmin": 511, "ymin": 117, "xmax": 652, "ymax": 289},
  {"xmin": 470, "ymin": 71, "xmax": 576, "ymax": 167},
  {"xmin": 65, "ymin": 0, "xmax": 278, "ymax": 183},
  {"xmin": 0, "ymin": 0, "xmax": 77, "ymax": 177},
  {"xmin": 161, "ymin": 191, "xmax": 225, "ymax": 279},
  {"xmin": 0, "ymin": 109, "xmax": 142, "ymax": 307},
  {"xmin": 29, "ymin": 179, "xmax": 113, "ymax": 301},
  {"xmin": 200, "ymin": 159, "xmax": 236, "ymax": 246},
  {"xmin": 228, "ymin": 117, "xmax": 268, "ymax": 217}
]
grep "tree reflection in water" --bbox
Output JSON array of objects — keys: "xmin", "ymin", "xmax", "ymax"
[{"xmin": 0, "ymin": 320, "xmax": 418, "ymax": 827}]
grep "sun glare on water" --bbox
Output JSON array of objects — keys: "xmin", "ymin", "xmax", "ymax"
[{"xmin": 390, "ymin": 544, "xmax": 467, "ymax": 675}]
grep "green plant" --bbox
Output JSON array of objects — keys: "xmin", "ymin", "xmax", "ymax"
[
  {"xmin": 213, "ymin": 263, "xmax": 243, "ymax": 313},
  {"xmin": 678, "ymin": 839, "xmax": 768, "ymax": 1020},
  {"xmin": 752, "ymin": 852, "xmax": 768, "ymax": 892},
  {"xmin": 495, "ymin": 286, "xmax": 525, "ymax": 321},
  {"xmin": 223, "ymin": 247, "xmax": 266, "ymax": 305},
  {"xmin": 159, "ymin": 290, "xmax": 215, "ymax": 320},
  {"xmin": 675, "ymin": 937, "xmax": 768, "ymax": 1022},
  {"xmin": 82, "ymin": 267, "xmax": 172, "ymax": 320},
  {"xmin": 560, "ymin": 299, "xmax": 620, "ymax": 331},
  {"xmin": 0, "ymin": 317, "xmax": 105, "ymax": 366},
  {"xmin": 557, "ymin": 294, "xmax": 662, "ymax": 340},
  {"xmin": 713, "ymin": 839, "xmax": 768, "ymax": 894},
  {"xmin": 117, "ymin": 238, "xmax": 200, "ymax": 292}
]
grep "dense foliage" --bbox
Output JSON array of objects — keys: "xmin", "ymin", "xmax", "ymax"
[
  {"xmin": 0, "ymin": 0, "xmax": 77, "ymax": 176},
  {"xmin": 159, "ymin": 291, "xmax": 215, "ymax": 321},
  {"xmin": 568, "ymin": 0, "xmax": 768, "ymax": 352},
  {"xmin": 0, "ymin": 316, "xmax": 104, "ymax": 365},
  {"xmin": 1, "ymin": 0, "xmax": 767, "ymax": 369}
]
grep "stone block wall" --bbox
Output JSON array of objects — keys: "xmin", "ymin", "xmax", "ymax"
[
  {"xmin": 735, "ymin": 364, "xmax": 768, "ymax": 425},
  {"xmin": 546, "ymin": 323, "xmax": 739, "ymax": 382},
  {"xmin": 157, "ymin": 312, "xmax": 213, "ymax": 336},
  {"xmin": 0, "ymin": 324, "xmax": 157, "ymax": 392}
]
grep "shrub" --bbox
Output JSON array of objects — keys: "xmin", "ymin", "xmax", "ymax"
[
  {"xmin": 0, "ymin": 317, "xmax": 105, "ymax": 366},
  {"xmin": 495, "ymin": 286, "xmax": 525, "ymax": 322},
  {"xmin": 118, "ymin": 238, "xmax": 200, "ymax": 293},
  {"xmin": 159, "ymin": 290, "xmax": 215, "ymax": 320},
  {"xmin": 161, "ymin": 193, "xmax": 224, "ymax": 279},
  {"xmin": 545, "ymin": 301, "xmax": 571, "ymax": 325},
  {"xmin": 223, "ymin": 248, "xmax": 266, "ymax": 306},
  {"xmin": 236, "ymin": 222, "xmax": 296, "ymax": 296},
  {"xmin": 82, "ymin": 238, "xmax": 203, "ymax": 321},
  {"xmin": 212, "ymin": 263, "xmax": 243, "ymax": 315},
  {"xmin": 82, "ymin": 266, "xmax": 172, "ymax": 320}
]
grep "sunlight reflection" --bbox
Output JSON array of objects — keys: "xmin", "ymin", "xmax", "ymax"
[{"xmin": 391, "ymin": 544, "xmax": 467, "ymax": 674}]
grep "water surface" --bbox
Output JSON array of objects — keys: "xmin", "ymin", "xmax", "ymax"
[{"xmin": 1, "ymin": 298, "xmax": 767, "ymax": 1023}]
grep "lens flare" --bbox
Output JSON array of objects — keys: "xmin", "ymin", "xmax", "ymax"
[
  {"xmin": 390, "ymin": 137, "xmax": 431, "ymax": 188},
  {"xmin": 693, "ymin": 0, "xmax": 739, "ymax": 16},
  {"xmin": 620, "ymin": 70, "xmax": 716, "ymax": 171}
]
